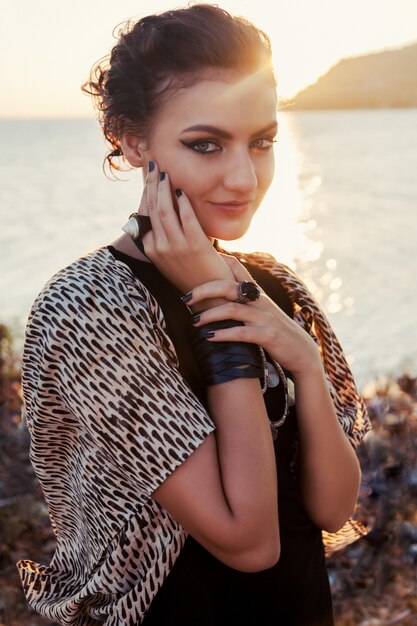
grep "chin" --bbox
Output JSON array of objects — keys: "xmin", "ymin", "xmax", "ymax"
[{"xmin": 205, "ymin": 220, "xmax": 252, "ymax": 242}]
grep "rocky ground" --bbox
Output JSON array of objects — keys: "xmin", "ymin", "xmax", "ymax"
[
  {"xmin": 328, "ymin": 373, "xmax": 417, "ymax": 625},
  {"xmin": 1, "ymin": 323, "xmax": 417, "ymax": 626}
]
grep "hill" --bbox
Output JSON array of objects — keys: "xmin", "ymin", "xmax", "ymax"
[{"xmin": 291, "ymin": 42, "xmax": 417, "ymax": 110}]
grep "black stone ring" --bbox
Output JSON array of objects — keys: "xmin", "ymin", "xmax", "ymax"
[
  {"xmin": 236, "ymin": 281, "xmax": 261, "ymax": 304},
  {"xmin": 122, "ymin": 214, "xmax": 152, "ymax": 240}
]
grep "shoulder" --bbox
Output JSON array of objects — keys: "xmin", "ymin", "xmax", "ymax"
[
  {"xmin": 227, "ymin": 249, "xmax": 310, "ymax": 300},
  {"xmin": 23, "ymin": 247, "xmax": 167, "ymax": 367},
  {"xmin": 27, "ymin": 247, "xmax": 159, "ymax": 325},
  {"xmin": 31, "ymin": 247, "xmax": 135, "ymax": 307}
]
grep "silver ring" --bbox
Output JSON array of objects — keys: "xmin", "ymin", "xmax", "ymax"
[
  {"xmin": 236, "ymin": 281, "xmax": 261, "ymax": 304},
  {"xmin": 121, "ymin": 214, "xmax": 152, "ymax": 240}
]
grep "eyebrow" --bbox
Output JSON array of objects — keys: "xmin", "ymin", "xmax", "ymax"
[{"xmin": 180, "ymin": 121, "xmax": 278, "ymax": 140}]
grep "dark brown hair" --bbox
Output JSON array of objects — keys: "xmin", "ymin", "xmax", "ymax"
[{"xmin": 82, "ymin": 4, "xmax": 274, "ymax": 175}]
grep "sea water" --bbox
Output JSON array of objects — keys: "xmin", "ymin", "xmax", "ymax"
[{"xmin": 0, "ymin": 109, "xmax": 416, "ymax": 387}]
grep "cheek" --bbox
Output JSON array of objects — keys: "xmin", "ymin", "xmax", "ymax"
[
  {"xmin": 162, "ymin": 154, "xmax": 195, "ymax": 188},
  {"xmin": 171, "ymin": 167, "xmax": 212, "ymax": 203},
  {"xmin": 262, "ymin": 154, "xmax": 275, "ymax": 189}
]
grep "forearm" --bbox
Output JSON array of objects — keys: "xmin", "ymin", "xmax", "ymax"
[
  {"xmin": 293, "ymin": 357, "xmax": 361, "ymax": 532},
  {"xmin": 206, "ymin": 377, "xmax": 279, "ymax": 562}
]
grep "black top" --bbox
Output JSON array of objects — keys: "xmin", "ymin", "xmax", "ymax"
[{"xmin": 108, "ymin": 246, "xmax": 334, "ymax": 626}]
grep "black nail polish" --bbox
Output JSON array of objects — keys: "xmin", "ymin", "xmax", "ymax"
[
  {"xmin": 192, "ymin": 313, "xmax": 200, "ymax": 323},
  {"xmin": 175, "ymin": 188, "xmax": 182, "ymax": 197},
  {"xmin": 204, "ymin": 330, "xmax": 215, "ymax": 339},
  {"xmin": 181, "ymin": 292, "xmax": 192, "ymax": 303},
  {"xmin": 148, "ymin": 160, "xmax": 155, "ymax": 173},
  {"xmin": 159, "ymin": 171, "xmax": 166, "ymax": 181}
]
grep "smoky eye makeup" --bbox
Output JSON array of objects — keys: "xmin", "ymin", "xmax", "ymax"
[
  {"xmin": 179, "ymin": 122, "xmax": 278, "ymax": 154},
  {"xmin": 180, "ymin": 139, "xmax": 221, "ymax": 153},
  {"xmin": 252, "ymin": 136, "xmax": 277, "ymax": 149}
]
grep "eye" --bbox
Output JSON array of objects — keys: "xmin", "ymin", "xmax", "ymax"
[
  {"xmin": 180, "ymin": 140, "xmax": 221, "ymax": 154},
  {"xmin": 251, "ymin": 137, "xmax": 277, "ymax": 152}
]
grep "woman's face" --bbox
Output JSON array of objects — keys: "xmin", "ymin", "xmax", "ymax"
[{"xmin": 142, "ymin": 69, "xmax": 278, "ymax": 241}]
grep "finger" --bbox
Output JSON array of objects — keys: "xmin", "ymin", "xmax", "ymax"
[
  {"xmin": 136, "ymin": 182, "xmax": 148, "ymax": 216},
  {"xmin": 146, "ymin": 162, "xmax": 170, "ymax": 247},
  {"xmin": 176, "ymin": 189, "xmax": 208, "ymax": 242},
  {"xmin": 183, "ymin": 279, "xmax": 240, "ymax": 305},
  {"xmin": 204, "ymin": 323, "xmax": 264, "ymax": 345},
  {"xmin": 192, "ymin": 301, "xmax": 266, "ymax": 327},
  {"xmin": 185, "ymin": 277, "xmax": 264, "ymax": 307},
  {"xmin": 131, "ymin": 161, "xmax": 154, "ymax": 218},
  {"xmin": 126, "ymin": 162, "xmax": 155, "ymax": 256},
  {"xmin": 144, "ymin": 160, "xmax": 158, "ymax": 213},
  {"xmin": 156, "ymin": 172, "xmax": 185, "ymax": 244}
]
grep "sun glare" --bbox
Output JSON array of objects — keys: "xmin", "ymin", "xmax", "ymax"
[{"xmin": 221, "ymin": 113, "xmax": 309, "ymax": 266}]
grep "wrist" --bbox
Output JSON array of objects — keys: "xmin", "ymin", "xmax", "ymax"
[
  {"xmin": 177, "ymin": 261, "xmax": 234, "ymax": 298},
  {"xmin": 292, "ymin": 349, "xmax": 324, "ymax": 381},
  {"xmin": 192, "ymin": 320, "xmax": 264, "ymax": 387}
]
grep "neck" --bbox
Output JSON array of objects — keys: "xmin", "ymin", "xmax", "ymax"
[{"xmin": 111, "ymin": 234, "xmax": 151, "ymax": 262}]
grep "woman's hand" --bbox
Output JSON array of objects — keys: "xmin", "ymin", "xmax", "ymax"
[
  {"xmin": 136, "ymin": 161, "xmax": 234, "ymax": 296},
  {"xmin": 187, "ymin": 254, "xmax": 321, "ymax": 376}
]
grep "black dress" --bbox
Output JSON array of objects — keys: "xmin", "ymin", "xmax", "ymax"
[{"xmin": 108, "ymin": 246, "xmax": 334, "ymax": 626}]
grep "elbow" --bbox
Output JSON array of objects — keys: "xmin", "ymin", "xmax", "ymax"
[
  {"xmin": 247, "ymin": 541, "xmax": 281, "ymax": 572},
  {"xmin": 321, "ymin": 518, "xmax": 349, "ymax": 534},
  {"xmin": 307, "ymin": 492, "xmax": 359, "ymax": 533},
  {"xmin": 323, "ymin": 484, "xmax": 362, "ymax": 534},
  {"xmin": 308, "ymin": 471, "xmax": 362, "ymax": 534},
  {"xmin": 220, "ymin": 536, "xmax": 281, "ymax": 573},
  {"xmin": 319, "ymin": 505, "xmax": 358, "ymax": 534}
]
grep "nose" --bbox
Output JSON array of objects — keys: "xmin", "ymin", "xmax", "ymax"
[{"xmin": 223, "ymin": 149, "xmax": 257, "ymax": 194}]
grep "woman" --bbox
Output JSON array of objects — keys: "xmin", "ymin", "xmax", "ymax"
[{"xmin": 17, "ymin": 5, "xmax": 371, "ymax": 625}]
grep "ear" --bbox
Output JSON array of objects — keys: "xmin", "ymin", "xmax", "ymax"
[{"xmin": 119, "ymin": 133, "xmax": 148, "ymax": 168}]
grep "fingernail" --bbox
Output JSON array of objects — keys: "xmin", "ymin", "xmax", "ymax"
[
  {"xmin": 175, "ymin": 188, "xmax": 182, "ymax": 197},
  {"xmin": 204, "ymin": 330, "xmax": 215, "ymax": 338},
  {"xmin": 181, "ymin": 292, "xmax": 192, "ymax": 303},
  {"xmin": 191, "ymin": 313, "xmax": 200, "ymax": 323},
  {"xmin": 159, "ymin": 171, "xmax": 166, "ymax": 181},
  {"xmin": 148, "ymin": 160, "xmax": 155, "ymax": 173}
]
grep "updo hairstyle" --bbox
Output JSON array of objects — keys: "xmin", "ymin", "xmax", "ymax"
[{"xmin": 82, "ymin": 4, "xmax": 274, "ymax": 175}]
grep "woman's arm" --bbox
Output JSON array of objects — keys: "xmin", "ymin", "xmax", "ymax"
[
  {"xmin": 290, "ymin": 355, "xmax": 361, "ymax": 533},
  {"xmin": 129, "ymin": 163, "xmax": 280, "ymax": 572},
  {"xmin": 153, "ymin": 376, "xmax": 280, "ymax": 572},
  {"xmin": 189, "ymin": 257, "xmax": 361, "ymax": 533}
]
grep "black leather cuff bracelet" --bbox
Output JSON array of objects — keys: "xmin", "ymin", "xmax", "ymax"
[{"xmin": 192, "ymin": 319, "xmax": 264, "ymax": 386}]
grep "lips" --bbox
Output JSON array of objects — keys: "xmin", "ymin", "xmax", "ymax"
[
  {"xmin": 208, "ymin": 199, "xmax": 254, "ymax": 213},
  {"xmin": 210, "ymin": 199, "xmax": 254, "ymax": 205}
]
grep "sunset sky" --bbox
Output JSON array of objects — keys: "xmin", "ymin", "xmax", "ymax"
[{"xmin": 1, "ymin": 0, "xmax": 416, "ymax": 118}]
